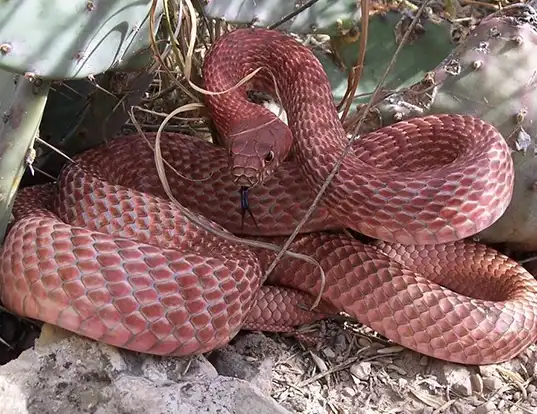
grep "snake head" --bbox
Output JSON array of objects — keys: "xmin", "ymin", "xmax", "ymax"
[{"xmin": 227, "ymin": 114, "xmax": 293, "ymax": 188}]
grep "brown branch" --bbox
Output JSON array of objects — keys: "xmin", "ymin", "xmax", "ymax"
[{"xmin": 338, "ymin": 0, "xmax": 370, "ymax": 121}]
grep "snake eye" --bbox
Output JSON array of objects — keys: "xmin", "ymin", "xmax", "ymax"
[{"xmin": 264, "ymin": 150, "xmax": 275, "ymax": 163}]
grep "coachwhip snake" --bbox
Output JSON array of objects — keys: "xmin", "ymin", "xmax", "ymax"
[{"xmin": 1, "ymin": 28, "xmax": 537, "ymax": 365}]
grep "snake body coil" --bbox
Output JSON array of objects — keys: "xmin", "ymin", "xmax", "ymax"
[{"xmin": 1, "ymin": 28, "xmax": 536, "ymax": 365}]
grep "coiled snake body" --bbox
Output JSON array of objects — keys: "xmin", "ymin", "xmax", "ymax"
[{"xmin": 1, "ymin": 28, "xmax": 537, "ymax": 365}]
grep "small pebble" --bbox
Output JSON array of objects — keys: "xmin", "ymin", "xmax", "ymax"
[
  {"xmin": 357, "ymin": 337, "xmax": 372, "ymax": 348},
  {"xmin": 472, "ymin": 401, "xmax": 497, "ymax": 414},
  {"xmin": 483, "ymin": 377, "xmax": 503, "ymax": 392},
  {"xmin": 341, "ymin": 386, "xmax": 356, "ymax": 397},
  {"xmin": 434, "ymin": 362, "xmax": 473, "ymax": 397},
  {"xmin": 453, "ymin": 401, "xmax": 476, "ymax": 413},
  {"xmin": 479, "ymin": 365, "xmax": 498, "ymax": 378},
  {"xmin": 350, "ymin": 361, "xmax": 371, "ymax": 381},
  {"xmin": 322, "ymin": 347, "xmax": 336, "ymax": 359},
  {"xmin": 470, "ymin": 373, "xmax": 484, "ymax": 394}
]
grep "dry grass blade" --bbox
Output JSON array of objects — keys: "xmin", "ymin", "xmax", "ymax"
[
  {"xmin": 298, "ymin": 355, "xmax": 364, "ymax": 387},
  {"xmin": 161, "ymin": 0, "xmax": 185, "ymax": 71},
  {"xmin": 129, "ymin": 105, "xmax": 214, "ymax": 182},
  {"xmin": 338, "ymin": 0, "xmax": 370, "ymax": 120},
  {"xmin": 133, "ymin": 105, "xmax": 206, "ymax": 122},
  {"xmin": 408, "ymin": 387, "xmax": 447, "ymax": 409},
  {"xmin": 148, "ymin": 0, "xmax": 183, "ymax": 73},
  {"xmin": 182, "ymin": 0, "xmax": 199, "ymax": 80},
  {"xmin": 187, "ymin": 64, "xmax": 287, "ymax": 134},
  {"xmin": 0, "ymin": 335, "xmax": 12, "ymax": 350},
  {"xmin": 188, "ymin": 66, "xmax": 264, "ymax": 96}
]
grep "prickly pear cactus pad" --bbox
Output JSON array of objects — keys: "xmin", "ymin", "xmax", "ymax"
[
  {"xmin": 0, "ymin": 71, "xmax": 50, "ymax": 242},
  {"xmin": 422, "ymin": 4, "xmax": 537, "ymax": 250},
  {"xmin": 204, "ymin": 0, "xmax": 361, "ymax": 35},
  {"xmin": 316, "ymin": 12, "xmax": 456, "ymax": 107},
  {"xmin": 0, "ymin": 0, "xmax": 163, "ymax": 79}
]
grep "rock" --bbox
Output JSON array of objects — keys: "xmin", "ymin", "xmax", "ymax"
[
  {"xmin": 515, "ymin": 346, "xmax": 537, "ymax": 378},
  {"xmin": 208, "ymin": 333, "xmax": 282, "ymax": 395},
  {"xmin": 472, "ymin": 401, "xmax": 498, "ymax": 414},
  {"xmin": 350, "ymin": 361, "xmax": 372, "ymax": 381},
  {"xmin": 322, "ymin": 347, "xmax": 336, "ymax": 359},
  {"xmin": 451, "ymin": 401, "xmax": 478, "ymax": 414},
  {"xmin": 528, "ymin": 384, "xmax": 537, "ymax": 405},
  {"xmin": 231, "ymin": 332, "xmax": 282, "ymax": 359},
  {"xmin": 478, "ymin": 365, "xmax": 499, "ymax": 379},
  {"xmin": 341, "ymin": 386, "xmax": 356, "ymax": 397},
  {"xmin": 0, "ymin": 325, "xmax": 290, "ymax": 414},
  {"xmin": 430, "ymin": 362, "xmax": 474, "ymax": 397},
  {"xmin": 482, "ymin": 376, "xmax": 503, "ymax": 392},
  {"xmin": 208, "ymin": 348, "xmax": 274, "ymax": 395},
  {"xmin": 470, "ymin": 373, "xmax": 484, "ymax": 394}
]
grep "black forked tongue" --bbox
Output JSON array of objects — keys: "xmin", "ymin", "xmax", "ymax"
[{"xmin": 239, "ymin": 186, "xmax": 260, "ymax": 234}]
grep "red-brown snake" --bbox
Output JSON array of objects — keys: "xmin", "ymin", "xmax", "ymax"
[{"xmin": 1, "ymin": 28, "xmax": 537, "ymax": 365}]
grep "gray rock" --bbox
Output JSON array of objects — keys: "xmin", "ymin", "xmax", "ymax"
[
  {"xmin": 0, "ymin": 325, "xmax": 290, "ymax": 414},
  {"xmin": 430, "ymin": 362, "xmax": 474, "ymax": 397},
  {"xmin": 209, "ymin": 348, "xmax": 275, "ymax": 395},
  {"xmin": 482, "ymin": 376, "xmax": 503, "ymax": 392},
  {"xmin": 208, "ymin": 333, "xmax": 280, "ymax": 395},
  {"xmin": 472, "ymin": 401, "xmax": 498, "ymax": 414}
]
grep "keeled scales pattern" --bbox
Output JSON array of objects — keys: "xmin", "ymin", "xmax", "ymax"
[
  {"xmin": 204, "ymin": 29, "xmax": 514, "ymax": 245},
  {"xmin": 0, "ymin": 28, "xmax": 536, "ymax": 364}
]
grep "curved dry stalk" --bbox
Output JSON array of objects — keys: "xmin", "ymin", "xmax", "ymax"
[
  {"xmin": 128, "ymin": 104, "xmax": 214, "ymax": 183},
  {"xmin": 161, "ymin": 0, "xmax": 186, "ymax": 71},
  {"xmin": 182, "ymin": 0, "xmax": 199, "ymax": 80},
  {"xmin": 187, "ymin": 64, "xmax": 286, "ymax": 126},
  {"xmin": 144, "ymin": 103, "xmax": 326, "ymax": 309}
]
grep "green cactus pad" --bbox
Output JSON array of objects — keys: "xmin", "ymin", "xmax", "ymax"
[
  {"xmin": 204, "ymin": 0, "xmax": 361, "ymax": 35},
  {"xmin": 419, "ymin": 6, "xmax": 537, "ymax": 250},
  {"xmin": 316, "ymin": 12, "xmax": 456, "ymax": 107},
  {"xmin": 0, "ymin": 0, "xmax": 163, "ymax": 80},
  {"xmin": 0, "ymin": 71, "xmax": 50, "ymax": 242}
]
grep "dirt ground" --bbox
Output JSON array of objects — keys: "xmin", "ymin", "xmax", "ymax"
[{"xmin": 238, "ymin": 321, "xmax": 537, "ymax": 414}]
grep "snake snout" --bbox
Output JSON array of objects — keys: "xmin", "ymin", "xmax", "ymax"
[{"xmin": 231, "ymin": 166, "xmax": 261, "ymax": 187}]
